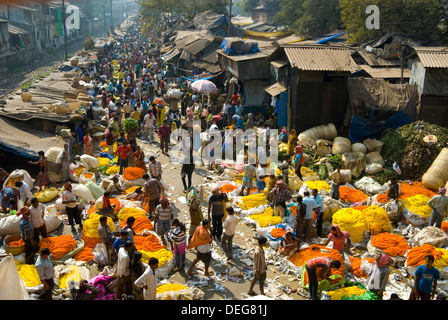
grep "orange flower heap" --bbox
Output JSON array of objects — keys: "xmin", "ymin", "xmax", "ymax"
[
  {"xmin": 270, "ymin": 228, "xmax": 285, "ymax": 239},
  {"xmin": 377, "ymin": 181, "xmax": 437, "ymax": 203},
  {"xmin": 39, "ymin": 235, "xmax": 77, "ymax": 260},
  {"xmin": 349, "ymin": 256, "xmax": 375, "ymax": 278},
  {"xmin": 220, "ymin": 184, "xmax": 237, "ymax": 193},
  {"xmin": 289, "ymin": 245, "xmax": 344, "ymax": 285},
  {"xmin": 370, "ymin": 232, "xmax": 410, "ymax": 257},
  {"xmin": 122, "ymin": 167, "xmax": 146, "ymax": 181},
  {"xmin": 406, "ymin": 243, "xmax": 443, "ymax": 267},
  {"xmin": 339, "ymin": 186, "xmax": 368, "ymax": 203}
]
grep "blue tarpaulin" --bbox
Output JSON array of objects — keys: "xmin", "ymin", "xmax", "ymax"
[
  {"xmin": 349, "ymin": 110, "xmax": 412, "ymax": 143},
  {"xmin": 220, "ymin": 38, "xmax": 259, "ymax": 56}
]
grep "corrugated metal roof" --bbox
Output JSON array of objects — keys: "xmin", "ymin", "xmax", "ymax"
[
  {"xmin": 161, "ymin": 47, "xmax": 181, "ymax": 62},
  {"xmin": 182, "ymin": 38, "xmax": 214, "ymax": 55},
  {"xmin": 413, "ymin": 46, "xmax": 448, "ymax": 69},
  {"xmin": 283, "ymin": 45, "xmax": 359, "ymax": 73},
  {"xmin": 265, "ymin": 82, "xmax": 287, "ymax": 96},
  {"xmin": 360, "ymin": 65, "xmax": 410, "ymax": 79},
  {"xmin": 358, "ymin": 50, "xmax": 400, "ymax": 67},
  {"xmin": 8, "ymin": 21, "xmax": 32, "ymax": 34},
  {"xmin": 192, "ymin": 61, "xmax": 221, "ymax": 74}
]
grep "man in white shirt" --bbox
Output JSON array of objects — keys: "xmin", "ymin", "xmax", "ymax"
[
  {"xmin": 134, "ymin": 257, "xmax": 159, "ymax": 300},
  {"xmin": 144, "ymin": 112, "xmax": 156, "ymax": 142},
  {"xmin": 222, "ymin": 100, "xmax": 230, "ymax": 125},
  {"xmin": 62, "ymin": 182, "xmax": 82, "ymax": 233},
  {"xmin": 15, "ymin": 180, "xmax": 32, "ymax": 206},
  {"xmin": 115, "ymin": 240, "xmax": 133, "ymax": 300},
  {"xmin": 221, "ymin": 207, "xmax": 239, "ymax": 260},
  {"xmin": 30, "ymin": 197, "xmax": 47, "ymax": 240}
]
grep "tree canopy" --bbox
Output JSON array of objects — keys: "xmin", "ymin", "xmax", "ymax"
[
  {"xmin": 340, "ymin": 0, "xmax": 448, "ymax": 44},
  {"xmin": 274, "ymin": 0, "xmax": 342, "ymax": 37},
  {"xmin": 138, "ymin": 0, "xmax": 229, "ymax": 35}
]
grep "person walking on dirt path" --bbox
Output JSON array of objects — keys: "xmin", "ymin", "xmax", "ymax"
[
  {"xmin": 248, "ymin": 236, "xmax": 268, "ymax": 296},
  {"xmin": 221, "ymin": 206, "xmax": 239, "ymax": 261},
  {"xmin": 158, "ymin": 120, "xmax": 171, "ymax": 155},
  {"xmin": 208, "ymin": 185, "xmax": 229, "ymax": 242},
  {"xmin": 142, "ymin": 173, "xmax": 162, "ymax": 219},
  {"xmin": 186, "ymin": 219, "xmax": 213, "ymax": 277},
  {"xmin": 154, "ymin": 197, "xmax": 174, "ymax": 247}
]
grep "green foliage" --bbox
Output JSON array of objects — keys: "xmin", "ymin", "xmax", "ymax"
[
  {"xmin": 380, "ymin": 121, "xmax": 448, "ymax": 180},
  {"xmin": 274, "ymin": 0, "xmax": 341, "ymax": 36},
  {"xmin": 240, "ymin": 0, "xmax": 281, "ymax": 16},
  {"xmin": 328, "ymin": 154, "xmax": 343, "ymax": 168},
  {"xmin": 138, "ymin": 0, "xmax": 228, "ymax": 35},
  {"xmin": 340, "ymin": 0, "xmax": 447, "ymax": 44},
  {"xmin": 123, "ymin": 118, "xmax": 139, "ymax": 133},
  {"xmin": 83, "ymin": 36, "xmax": 95, "ymax": 51}
]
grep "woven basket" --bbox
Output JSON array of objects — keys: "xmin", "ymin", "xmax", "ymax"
[
  {"xmin": 4, "ymin": 234, "xmax": 26, "ymax": 256},
  {"xmin": 21, "ymin": 92, "xmax": 32, "ymax": 102},
  {"xmin": 422, "ymin": 148, "xmax": 448, "ymax": 191}
]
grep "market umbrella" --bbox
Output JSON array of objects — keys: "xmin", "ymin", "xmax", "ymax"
[{"xmin": 190, "ymin": 79, "xmax": 217, "ymax": 95}]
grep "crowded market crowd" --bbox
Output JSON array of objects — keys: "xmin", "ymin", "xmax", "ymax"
[{"xmin": 0, "ymin": 24, "xmax": 447, "ymax": 303}]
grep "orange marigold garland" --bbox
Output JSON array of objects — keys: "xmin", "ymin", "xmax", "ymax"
[
  {"xmin": 134, "ymin": 233, "xmax": 166, "ymax": 252},
  {"xmin": 119, "ymin": 216, "xmax": 153, "ymax": 233},
  {"xmin": 122, "ymin": 167, "xmax": 146, "ymax": 181},
  {"xmin": 288, "ymin": 245, "xmax": 344, "ymax": 285},
  {"xmin": 39, "ymin": 235, "xmax": 77, "ymax": 260},
  {"xmin": 406, "ymin": 243, "xmax": 443, "ymax": 267},
  {"xmin": 442, "ymin": 221, "xmax": 448, "ymax": 234},
  {"xmin": 73, "ymin": 235, "xmax": 102, "ymax": 263},
  {"xmin": 339, "ymin": 186, "xmax": 368, "ymax": 203},
  {"xmin": 220, "ymin": 184, "xmax": 237, "ymax": 193},
  {"xmin": 8, "ymin": 239, "xmax": 25, "ymax": 247},
  {"xmin": 370, "ymin": 232, "xmax": 410, "ymax": 257},
  {"xmin": 377, "ymin": 181, "xmax": 437, "ymax": 203},
  {"xmin": 270, "ymin": 228, "xmax": 285, "ymax": 239},
  {"xmin": 349, "ymin": 256, "xmax": 375, "ymax": 278}
]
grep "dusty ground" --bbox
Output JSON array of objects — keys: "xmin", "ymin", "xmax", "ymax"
[
  {"xmin": 58, "ymin": 132, "xmax": 307, "ymax": 301},
  {"xmin": 1, "ymin": 35, "xmax": 306, "ymax": 300}
]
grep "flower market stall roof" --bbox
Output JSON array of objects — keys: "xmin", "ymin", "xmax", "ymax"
[
  {"xmin": 280, "ymin": 44, "xmax": 360, "ymax": 73},
  {"xmin": 0, "ymin": 117, "xmax": 65, "ymax": 159},
  {"xmin": 359, "ymin": 65, "xmax": 411, "ymax": 79},
  {"xmin": 410, "ymin": 46, "xmax": 448, "ymax": 69}
]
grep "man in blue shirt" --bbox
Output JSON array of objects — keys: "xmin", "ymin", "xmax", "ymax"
[
  {"xmin": 302, "ymin": 191, "xmax": 315, "ymax": 243},
  {"xmin": 235, "ymin": 104, "xmax": 244, "ymax": 117},
  {"xmin": 409, "ymin": 254, "xmax": 440, "ymax": 300},
  {"xmin": 113, "ymin": 229, "xmax": 131, "ymax": 256},
  {"xmin": 35, "ymin": 248, "xmax": 54, "ymax": 300}
]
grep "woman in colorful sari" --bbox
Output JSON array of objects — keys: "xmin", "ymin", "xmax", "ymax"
[
  {"xmin": 287, "ymin": 129, "xmax": 298, "ymax": 156},
  {"xmin": 28, "ymin": 151, "xmax": 53, "ymax": 191},
  {"xmin": 83, "ymin": 131, "xmax": 95, "ymax": 156},
  {"xmin": 131, "ymin": 146, "xmax": 147, "ymax": 171},
  {"xmin": 278, "ymin": 230, "xmax": 300, "ymax": 258}
]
